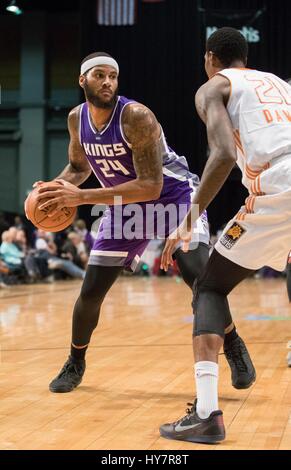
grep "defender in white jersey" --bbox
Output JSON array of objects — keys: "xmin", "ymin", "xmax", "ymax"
[
  {"xmin": 160, "ymin": 27, "xmax": 291, "ymax": 444},
  {"xmin": 214, "ymin": 67, "xmax": 291, "ymax": 270}
]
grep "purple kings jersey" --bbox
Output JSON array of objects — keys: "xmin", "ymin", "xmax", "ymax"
[
  {"xmin": 79, "ymin": 96, "xmax": 209, "ymax": 271},
  {"xmin": 79, "ymin": 96, "xmax": 200, "ymax": 203}
]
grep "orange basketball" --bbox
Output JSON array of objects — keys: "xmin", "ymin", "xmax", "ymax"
[{"xmin": 25, "ymin": 182, "xmax": 77, "ymax": 232}]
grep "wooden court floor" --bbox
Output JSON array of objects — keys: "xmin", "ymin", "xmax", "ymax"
[{"xmin": 1, "ymin": 276, "xmax": 291, "ymax": 450}]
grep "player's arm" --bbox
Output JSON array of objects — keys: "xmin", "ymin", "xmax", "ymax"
[
  {"xmin": 55, "ymin": 106, "xmax": 92, "ymax": 185},
  {"xmin": 161, "ymin": 76, "xmax": 237, "ymax": 270},
  {"xmin": 187, "ymin": 76, "xmax": 237, "ymax": 226},
  {"xmin": 36, "ymin": 104, "xmax": 163, "ymax": 213}
]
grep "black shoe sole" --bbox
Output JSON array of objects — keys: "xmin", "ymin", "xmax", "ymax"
[
  {"xmin": 49, "ymin": 379, "xmax": 83, "ymax": 393},
  {"xmin": 232, "ymin": 373, "xmax": 256, "ymax": 390},
  {"xmin": 49, "ymin": 386, "xmax": 76, "ymax": 393},
  {"xmin": 160, "ymin": 429, "xmax": 225, "ymax": 444}
]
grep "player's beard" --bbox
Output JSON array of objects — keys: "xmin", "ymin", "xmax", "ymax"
[{"xmin": 83, "ymin": 80, "xmax": 118, "ymax": 109}]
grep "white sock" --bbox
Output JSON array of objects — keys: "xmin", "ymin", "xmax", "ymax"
[{"xmin": 194, "ymin": 361, "xmax": 219, "ymax": 419}]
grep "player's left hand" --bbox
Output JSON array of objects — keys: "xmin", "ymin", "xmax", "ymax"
[
  {"xmin": 36, "ymin": 179, "xmax": 83, "ymax": 217},
  {"xmin": 160, "ymin": 217, "xmax": 192, "ymax": 272}
]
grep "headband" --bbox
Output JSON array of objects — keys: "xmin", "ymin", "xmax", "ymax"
[{"xmin": 80, "ymin": 56, "xmax": 119, "ymax": 75}]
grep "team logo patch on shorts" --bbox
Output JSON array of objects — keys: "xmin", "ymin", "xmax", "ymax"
[{"xmin": 220, "ymin": 223, "xmax": 246, "ymax": 250}]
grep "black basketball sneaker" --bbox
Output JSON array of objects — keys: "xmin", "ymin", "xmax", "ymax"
[
  {"xmin": 224, "ymin": 336, "xmax": 256, "ymax": 389},
  {"xmin": 49, "ymin": 356, "xmax": 85, "ymax": 393},
  {"xmin": 159, "ymin": 400, "xmax": 225, "ymax": 444}
]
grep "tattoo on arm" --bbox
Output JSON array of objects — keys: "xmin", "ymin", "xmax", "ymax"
[
  {"xmin": 56, "ymin": 106, "xmax": 91, "ymax": 185},
  {"xmin": 122, "ymin": 104, "xmax": 163, "ymax": 186}
]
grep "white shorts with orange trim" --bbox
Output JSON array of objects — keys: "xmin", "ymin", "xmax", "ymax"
[{"xmin": 215, "ymin": 155, "xmax": 291, "ymax": 271}]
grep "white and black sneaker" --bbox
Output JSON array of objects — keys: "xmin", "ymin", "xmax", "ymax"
[{"xmin": 160, "ymin": 400, "xmax": 225, "ymax": 444}]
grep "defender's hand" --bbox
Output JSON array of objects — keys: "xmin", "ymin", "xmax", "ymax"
[{"xmin": 160, "ymin": 218, "xmax": 192, "ymax": 271}]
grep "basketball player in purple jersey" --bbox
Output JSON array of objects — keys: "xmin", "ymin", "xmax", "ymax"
[{"xmin": 29, "ymin": 52, "xmax": 255, "ymax": 393}]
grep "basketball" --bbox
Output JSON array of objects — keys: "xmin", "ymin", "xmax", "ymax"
[{"xmin": 25, "ymin": 182, "xmax": 77, "ymax": 232}]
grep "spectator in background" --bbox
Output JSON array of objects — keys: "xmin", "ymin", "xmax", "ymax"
[
  {"xmin": 1, "ymin": 228, "xmax": 39, "ymax": 282},
  {"xmin": 73, "ymin": 219, "xmax": 94, "ymax": 251},
  {"xmin": 61, "ymin": 232, "xmax": 89, "ymax": 269},
  {"xmin": 35, "ymin": 230, "xmax": 85, "ymax": 280},
  {"xmin": 15, "ymin": 229, "xmax": 28, "ymax": 253},
  {"xmin": 8, "ymin": 227, "xmax": 18, "ymax": 244},
  {"xmin": 0, "ymin": 230, "xmax": 25, "ymax": 274},
  {"xmin": 35, "ymin": 229, "xmax": 58, "ymax": 255}
]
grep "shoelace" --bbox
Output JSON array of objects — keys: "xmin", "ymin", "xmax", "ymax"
[
  {"xmin": 173, "ymin": 403, "xmax": 195, "ymax": 426},
  {"xmin": 58, "ymin": 361, "xmax": 81, "ymax": 379},
  {"xmin": 225, "ymin": 343, "xmax": 248, "ymax": 372}
]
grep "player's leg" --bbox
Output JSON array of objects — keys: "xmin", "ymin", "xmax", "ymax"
[
  {"xmin": 160, "ymin": 250, "xmax": 256, "ymax": 443},
  {"xmin": 174, "ymin": 243, "xmax": 209, "ymax": 289},
  {"xmin": 49, "ymin": 265, "xmax": 122, "ymax": 393},
  {"xmin": 175, "ymin": 243, "xmax": 255, "ymax": 389},
  {"xmin": 49, "ymin": 207, "xmax": 150, "ymax": 394},
  {"xmin": 192, "ymin": 250, "xmax": 256, "ymax": 391},
  {"xmin": 173, "ymin": 206, "xmax": 237, "ymax": 342}
]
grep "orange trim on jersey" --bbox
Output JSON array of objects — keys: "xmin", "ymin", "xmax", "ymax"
[
  {"xmin": 250, "ymin": 195, "xmax": 256, "ymax": 212},
  {"xmin": 257, "ymin": 175, "xmax": 265, "ymax": 195},
  {"xmin": 245, "ymin": 164, "xmax": 261, "ymax": 176},
  {"xmin": 235, "ymin": 141, "xmax": 244, "ymax": 155},
  {"xmin": 245, "ymin": 165, "xmax": 259, "ymax": 180},
  {"xmin": 236, "ymin": 211, "xmax": 247, "ymax": 221},
  {"xmin": 245, "ymin": 163, "xmax": 270, "ymax": 185},
  {"xmin": 250, "ymin": 175, "xmax": 266, "ymax": 196},
  {"xmin": 245, "ymin": 162, "xmax": 269, "ymax": 181},
  {"xmin": 245, "ymin": 196, "xmax": 251, "ymax": 212},
  {"xmin": 233, "ymin": 129, "xmax": 245, "ymax": 156},
  {"xmin": 251, "ymin": 175, "xmax": 266, "ymax": 196},
  {"xmin": 245, "ymin": 195, "xmax": 256, "ymax": 214}
]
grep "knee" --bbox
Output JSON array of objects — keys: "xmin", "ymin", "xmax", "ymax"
[
  {"xmin": 193, "ymin": 333, "xmax": 222, "ymax": 355},
  {"xmin": 192, "ymin": 287, "xmax": 227, "ymax": 338},
  {"xmin": 79, "ymin": 285, "xmax": 105, "ymax": 306}
]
